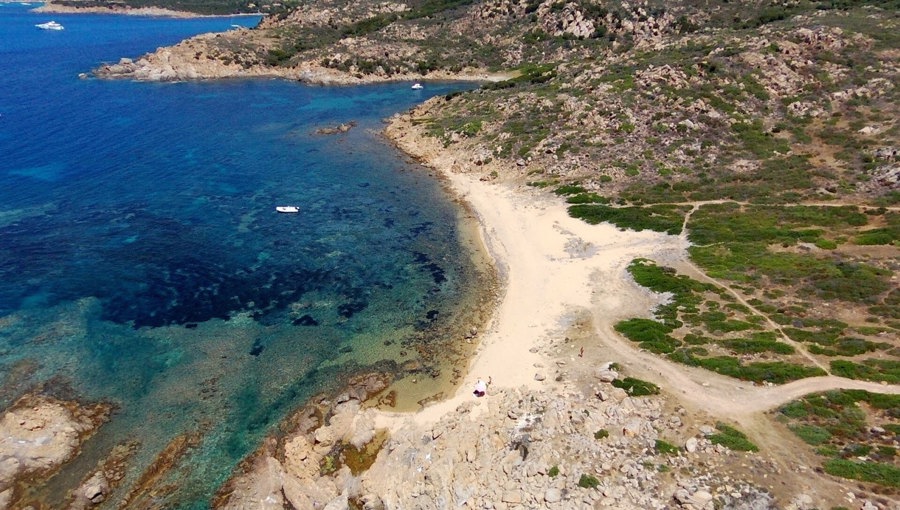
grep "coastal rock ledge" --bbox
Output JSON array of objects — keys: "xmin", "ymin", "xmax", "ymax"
[
  {"xmin": 215, "ymin": 380, "xmax": 860, "ymax": 510},
  {"xmin": 92, "ymin": 32, "xmax": 300, "ymax": 82},
  {"xmin": 0, "ymin": 393, "xmax": 111, "ymax": 508}
]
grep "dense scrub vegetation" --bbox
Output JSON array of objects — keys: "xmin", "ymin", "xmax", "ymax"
[
  {"xmin": 777, "ymin": 390, "xmax": 900, "ymax": 489},
  {"xmin": 615, "ymin": 259, "xmax": 828, "ymax": 384}
]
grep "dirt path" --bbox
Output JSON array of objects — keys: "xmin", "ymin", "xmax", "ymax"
[
  {"xmin": 591, "ymin": 319, "xmax": 899, "ymax": 419},
  {"xmin": 588, "ymin": 197, "xmax": 898, "ymax": 428},
  {"xmin": 677, "ymin": 203, "xmax": 833, "ymax": 373}
]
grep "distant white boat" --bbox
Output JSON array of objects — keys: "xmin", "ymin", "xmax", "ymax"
[
  {"xmin": 276, "ymin": 206, "xmax": 300, "ymax": 213},
  {"xmin": 411, "ymin": 83, "xmax": 423, "ymax": 90},
  {"xmin": 35, "ymin": 21, "xmax": 64, "ymax": 31}
]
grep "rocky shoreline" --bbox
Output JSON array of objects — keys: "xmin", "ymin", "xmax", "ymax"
[
  {"xmin": 83, "ymin": 9, "xmax": 510, "ymax": 85},
  {"xmin": 0, "ymin": 393, "xmax": 112, "ymax": 508},
  {"xmin": 218, "ymin": 376, "xmax": 786, "ymax": 510},
  {"xmin": 92, "ymin": 46, "xmax": 505, "ymax": 86}
]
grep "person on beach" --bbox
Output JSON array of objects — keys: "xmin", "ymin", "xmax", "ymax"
[{"xmin": 473, "ymin": 378, "xmax": 487, "ymax": 397}]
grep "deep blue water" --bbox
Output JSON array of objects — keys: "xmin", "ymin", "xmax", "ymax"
[{"xmin": 0, "ymin": 4, "xmax": 480, "ymax": 507}]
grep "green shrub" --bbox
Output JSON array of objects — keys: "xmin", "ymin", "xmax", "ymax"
[
  {"xmin": 568, "ymin": 204, "xmax": 689, "ymax": 235},
  {"xmin": 555, "ymin": 184, "xmax": 588, "ymax": 196},
  {"xmin": 703, "ymin": 317, "xmax": 761, "ymax": 334},
  {"xmin": 566, "ymin": 193, "xmax": 610, "ymax": 204},
  {"xmin": 459, "ymin": 120, "xmax": 482, "ymax": 137},
  {"xmin": 831, "ymin": 359, "xmax": 900, "ymax": 383},
  {"xmin": 783, "ymin": 326, "xmax": 843, "ymax": 345},
  {"xmin": 655, "ymin": 439, "xmax": 680, "ymax": 455},
  {"xmin": 721, "ymin": 334, "xmax": 795, "ymax": 354},
  {"xmin": 830, "ymin": 338, "xmax": 887, "ymax": 356},
  {"xmin": 877, "ymin": 446, "xmax": 896, "ymax": 458},
  {"xmin": 731, "ymin": 120, "xmax": 790, "ymax": 158},
  {"xmin": 823, "ymin": 459, "xmax": 900, "ymax": 488},
  {"xmin": 790, "ymin": 424, "xmax": 832, "ymax": 445},
  {"xmin": 627, "ymin": 259, "xmax": 714, "ymax": 295},
  {"xmin": 779, "ymin": 401, "xmax": 808, "ymax": 419},
  {"xmin": 698, "ymin": 357, "xmax": 826, "ymax": 384},
  {"xmin": 683, "ymin": 334, "xmax": 711, "ymax": 345},
  {"xmin": 483, "ymin": 63, "xmax": 557, "ymax": 90},
  {"xmin": 615, "ymin": 319, "xmax": 680, "ymax": 354},
  {"xmin": 710, "ymin": 422, "xmax": 759, "ymax": 452},
  {"xmin": 548, "ymin": 465, "xmax": 560, "ymax": 477},
  {"xmin": 594, "ymin": 429, "xmax": 610, "ymax": 440},
  {"xmin": 612, "ymin": 377, "xmax": 660, "ymax": 396},
  {"xmin": 855, "ymin": 228, "xmax": 898, "ymax": 245},
  {"xmin": 815, "ymin": 239, "xmax": 838, "ymax": 249},
  {"xmin": 578, "ymin": 474, "xmax": 600, "ymax": 489},
  {"xmin": 614, "ymin": 319, "xmax": 675, "ymax": 343},
  {"xmin": 813, "ymin": 262, "xmax": 892, "ymax": 304}
]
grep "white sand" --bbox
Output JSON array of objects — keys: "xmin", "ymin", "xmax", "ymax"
[{"xmin": 374, "ymin": 166, "xmax": 689, "ymax": 430}]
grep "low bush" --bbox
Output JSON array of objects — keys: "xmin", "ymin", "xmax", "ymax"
[
  {"xmin": 709, "ymin": 422, "xmax": 759, "ymax": 452},
  {"xmin": 611, "ymin": 377, "xmax": 661, "ymax": 396},
  {"xmin": 566, "ymin": 193, "xmax": 610, "ymax": 204},
  {"xmin": 578, "ymin": 474, "xmax": 600, "ymax": 489},
  {"xmin": 655, "ymin": 439, "xmax": 680, "ymax": 455},
  {"xmin": 731, "ymin": 120, "xmax": 790, "ymax": 158},
  {"xmin": 855, "ymin": 228, "xmax": 898, "ymax": 245},
  {"xmin": 614, "ymin": 318, "xmax": 674, "ymax": 343},
  {"xmin": 831, "ymin": 359, "xmax": 900, "ymax": 383},
  {"xmin": 554, "ymin": 184, "xmax": 588, "ymax": 196},
  {"xmin": 568, "ymin": 204, "xmax": 689, "ymax": 235},
  {"xmin": 627, "ymin": 259, "xmax": 714, "ymax": 295},
  {"xmin": 823, "ymin": 459, "xmax": 900, "ymax": 488},
  {"xmin": 721, "ymin": 334, "xmax": 795, "ymax": 354},
  {"xmin": 790, "ymin": 424, "xmax": 832, "ymax": 445},
  {"xmin": 698, "ymin": 357, "xmax": 826, "ymax": 383}
]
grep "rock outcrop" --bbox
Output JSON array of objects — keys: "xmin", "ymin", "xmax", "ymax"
[
  {"xmin": 218, "ymin": 375, "xmax": 830, "ymax": 510},
  {"xmin": 0, "ymin": 393, "xmax": 111, "ymax": 508}
]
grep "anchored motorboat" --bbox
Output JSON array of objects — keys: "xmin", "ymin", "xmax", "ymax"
[{"xmin": 36, "ymin": 21, "xmax": 64, "ymax": 30}]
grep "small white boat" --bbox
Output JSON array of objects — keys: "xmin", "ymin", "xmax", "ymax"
[
  {"xmin": 276, "ymin": 206, "xmax": 300, "ymax": 213},
  {"xmin": 411, "ymin": 83, "xmax": 424, "ymax": 90},
  {"xmin": 36, "ymin": 21, "xmax": 64, "ymax": 30}
]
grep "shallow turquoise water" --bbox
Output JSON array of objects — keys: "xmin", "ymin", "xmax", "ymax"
[{"xmin": 0, "ymin": 4, "xmax": 480, "ymax": 507}]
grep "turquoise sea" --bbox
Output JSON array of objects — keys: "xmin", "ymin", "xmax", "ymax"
[{"xmin": 0, "ymin": 4, "xmax": 484, "ymax": 507}]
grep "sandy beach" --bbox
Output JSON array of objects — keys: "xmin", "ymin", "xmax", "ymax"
[
  {"xmin": 372, "ymin": 166, "xmax": 686, "ymax": 430},
  {"xmin": 378, "ymin": 108, "xmax": 686, "ymax": 422}
]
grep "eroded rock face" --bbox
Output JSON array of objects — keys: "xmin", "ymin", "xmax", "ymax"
[
  {"xmin": 0, "ymin": 393, "xmax": 111, "ymax": 505},
  {"xmin": 216, "ymin": 374, "xmax": 787, "ymax": 510},
  {"xmin": 93, "ymin": 32, "xmax": 286, "ymax": 82},
  {"xmin": 215, "ymin": 372, "xmax": 392, "ymax": 509}
]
